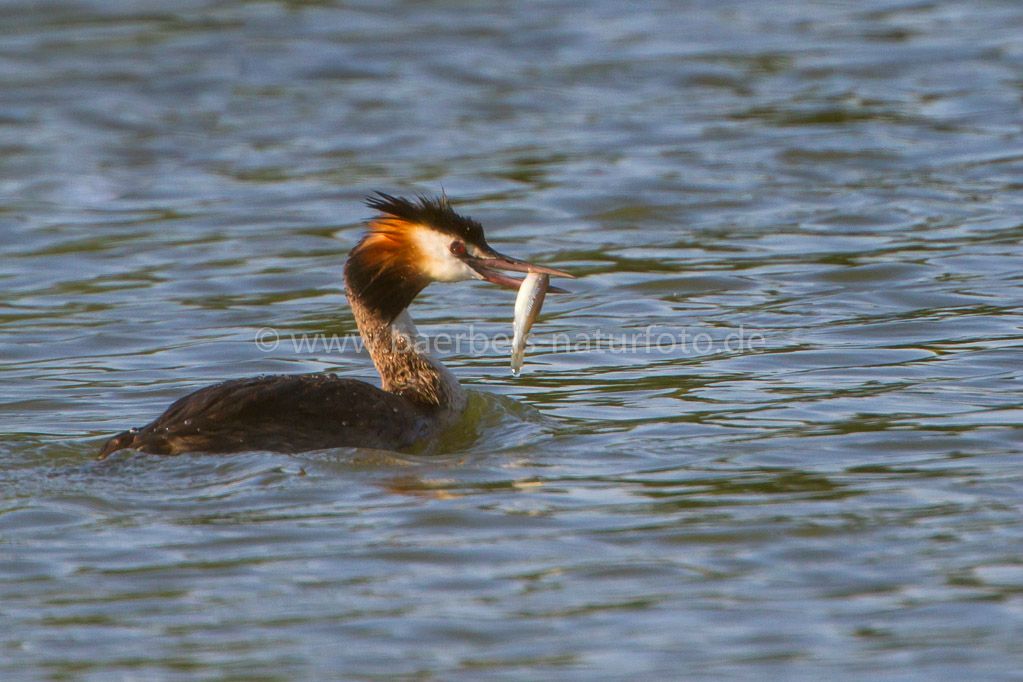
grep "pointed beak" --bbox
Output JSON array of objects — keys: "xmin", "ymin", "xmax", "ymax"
[{"xmin": 462, "ymin": 248, "xmax": 574, "ymax": 293}]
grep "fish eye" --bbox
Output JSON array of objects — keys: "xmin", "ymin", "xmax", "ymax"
[{"xmin": 449, "ymin": 241, "xmax": 466, "ymax": 256}]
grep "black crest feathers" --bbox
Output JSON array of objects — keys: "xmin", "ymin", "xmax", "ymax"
[{"xmin": 364, "ymin": 192, "xmax": 487, "ymax": 246}]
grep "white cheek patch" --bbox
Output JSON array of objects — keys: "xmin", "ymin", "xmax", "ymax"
[{"xmin": 411, "ymin": 228, "xmax": 479, "ymax": 282}]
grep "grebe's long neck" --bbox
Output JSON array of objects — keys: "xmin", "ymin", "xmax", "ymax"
[
  {"xmin": 347, "ymin": 290, "xmax": 464, "ymax": 412},
  {"xmin": 343, "ymin": 214, "xmax": 469, "ymax": 413}
]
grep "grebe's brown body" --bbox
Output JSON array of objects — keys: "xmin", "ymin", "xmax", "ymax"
[{"xmin": 98, "ymin": 194, "xmax": 571, "ymax": 458}]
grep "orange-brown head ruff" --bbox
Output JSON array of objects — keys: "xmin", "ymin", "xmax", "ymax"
[
  {"xmin": 344, "ymin": 193, "xmax": 574, "ymax": 323},
  {"xmin": 344, "ymin": 193, "xmax": 488, "ymax": 322}
]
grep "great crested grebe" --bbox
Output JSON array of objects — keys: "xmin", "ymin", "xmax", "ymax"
[{"xmin": 97, "ymin": 193, "xmax": 573, "ymax": 457}]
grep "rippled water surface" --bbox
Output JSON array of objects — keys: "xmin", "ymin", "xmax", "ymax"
[{"xmin": 3, "ymin": 1, "xmax": 1023, "ymax": 679}]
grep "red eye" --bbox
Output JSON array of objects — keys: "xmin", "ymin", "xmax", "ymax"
[{"xmin": 449, "ymin": 241, "xmax": 466, "ymax": 256}]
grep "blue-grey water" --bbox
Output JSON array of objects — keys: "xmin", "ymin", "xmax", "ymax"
[{"xmin": 2, "ymin": 1, "xmax": 1022, "ymax": 679}]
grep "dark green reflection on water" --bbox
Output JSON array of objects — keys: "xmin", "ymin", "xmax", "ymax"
[{"xmin": 3, "ymin": 0, "xmax": 1023, "ymax": 679}]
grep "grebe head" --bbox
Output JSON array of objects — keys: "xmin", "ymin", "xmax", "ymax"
[{"xmin": 345, "ymin": 193, "xmax": 573, "ymax": 322}]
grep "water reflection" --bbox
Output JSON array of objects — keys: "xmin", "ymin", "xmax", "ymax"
[{"xmin": 3, "ymin": 0, "xmax": 1023, "ymax": 678}]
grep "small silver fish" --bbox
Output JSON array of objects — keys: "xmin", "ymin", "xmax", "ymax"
[{"xmin": 511, "ymin": 272, "xmax": 549, "ymax": 374}]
